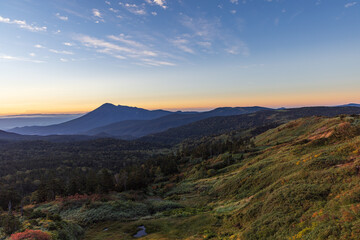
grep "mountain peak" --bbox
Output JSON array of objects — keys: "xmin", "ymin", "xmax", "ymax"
[{"xmin": 98, "ymin": 103, "xmax": 116, "ymax": 109}]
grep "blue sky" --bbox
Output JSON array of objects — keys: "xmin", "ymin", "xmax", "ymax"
[{"xmin": 0, "ymin": 0, "xmax": 359, "ymax": 114}]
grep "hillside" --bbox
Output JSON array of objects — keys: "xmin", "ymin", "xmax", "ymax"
[
  {"xmin": 83, "ymin": 114, "xmax": 360, "ymax": 239},
  {"xmin": 86, "ymin": 106, "xmax": 269, "ymax": 138},
  {"xmin": 141, "ymin": 106, "xmax": 360, "ymax": 145},
  {"xmin": 2, "ymin": 114, "xmax": 360, "ymax": 239},
  {"xmin": 10, "ymin": 103, "xmax": 172, "ymax": 135}
]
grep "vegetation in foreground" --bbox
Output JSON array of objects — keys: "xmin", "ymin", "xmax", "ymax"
[{"xmin": 1, "ymin": 114, "xmax": 360, "ymax": 239}]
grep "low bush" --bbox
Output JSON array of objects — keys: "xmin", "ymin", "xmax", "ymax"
[{"xmin": 10, "ymin": 229, "xmax": 51, "ymax": 240}]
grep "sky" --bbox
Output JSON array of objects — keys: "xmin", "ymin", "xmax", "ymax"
[{"xmin": 0, "ymin": 0, "xmax": 359, "ymax": 115}]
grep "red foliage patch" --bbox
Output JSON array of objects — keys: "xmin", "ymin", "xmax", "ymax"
[{"xmin": 10, "ymin": 229, "xmax": 51, "ymax": 240}]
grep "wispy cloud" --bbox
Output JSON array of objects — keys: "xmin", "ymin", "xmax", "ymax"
[
  {"xmin": 63, "ymin": 42, "xmax": 74, "ymax": 47},
  {"xmin": 74, "ymin": 34, "xmax": 176, "ymax": 66},
  {"xmin": 141, "ymin": 58, "xmax": 175, "ymax": 66},
  {"xmin": 345, "ymin": 2, "xmax": 357, "ymax": 8},
  {"xmin": 171, "ymin": 38, "xmax": 194, "ymax": 54},
  {"xmin": 108, "ymin": 34, "xmax": 144, "ymax": 48},
  {"xmin": 178, "ymin": 14, "xmax": 249, "ymax": 56},
  {"xmin": 55, "ymin": 13, "xmax": 68, "ymax": 21},
  {"xmin": 230, "ymin": 0, "xmax": 239, "ymax": 4},
  {"xmin": 119, "ymin": 3, "xmax": 146, "ymax": 15},
  {"xmin": 0, "ymin": 15, "xmax": 46, "ymax": 32},
  {"xmin": 225, "ymin": 40, "xmax": 249, "ymax": 56},
  {"xmin": 0, "ymin": 54, "xmax": 44, "ymax": 63},
  {"xmin": 49, "ymin": 49, "xmax": 74, "ymax": 55},
  {"xmin": 180, "ymin": 15, "xmax": 220, "ymax": 40},
  {"xmin": 75, "ymin": 34, "xmax": 156, "ymax": 57}
]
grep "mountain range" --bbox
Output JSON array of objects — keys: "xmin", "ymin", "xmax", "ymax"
[
  {"xmin": 10, "ymin": 104, "xmax": 269, "ymax": 137},
  {"xmin": 2, "ymin": 103, "xmax": 360, "ymax": 144}
]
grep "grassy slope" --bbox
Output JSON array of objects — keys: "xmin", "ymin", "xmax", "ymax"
[{"xmin": 17, "ymin": 115, "xmax": 360, "ymax": 240}]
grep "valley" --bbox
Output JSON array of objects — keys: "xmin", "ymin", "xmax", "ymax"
[{"xmin": 1, "ymin": 105, "xmax": 360, "ymax": 239}]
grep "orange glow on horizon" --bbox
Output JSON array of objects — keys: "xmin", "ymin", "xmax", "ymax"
[{"xmin": 1, "ymin": 92, "xmax": 359, "ymax": 116}]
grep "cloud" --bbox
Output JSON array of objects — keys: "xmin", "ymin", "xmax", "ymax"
[
  {"xmin": 60, "ymin": 58, "xmax": 68, "ymax": 62},
  {"xmin": 63, "ymin": 42, "xmax": 73, "ymax": 46},
  {"xmin": 141, "ymin": 58, "xmax": 175, "ymax": 66},
  {"xmin": 120, "ymin": 3, "xmax": 146, "ymax": 15},
  {"xmin": 0, "ymin": 54, "xmax": 43, "ymax": 63},
  {"xmin": 105, "ymin": 1, "xmax": 111, "ymax": 5},
  {"xmin": 29, "ymin": 53, "xmax": 36, "ymax": 57},
  {"xmin": 108, "ymin": 34, "xmax": 144, "ymax": 48},
  {"xmin": 55, "ymin": 13, "xmax": 68, "ymax": 21},
  {"xmin": 225, "ymin": 40, "xmax": 249, "ymax": 56},
  {"xmin": 34, "ymin": 44, "xmax": 45, "ymax": 48},
  {"xmin": 230, "ymin": 10, "xmax": 237, "ymax": 14},
  {"xmin": 75, "ymin": 34, "xmax": 156, "ymax": 57},
  {"xmin": 74, "ymin": 34, "xmax": 177, "ymax": 66},
  {"xmin": 145, "ymin": 0, "xmax": 167, "ymax": 9},
  {"xmin": 197, "ymin": 41, "xmax": 212, "ymax": 48},
  {"xmin": 49, "ymin": 49, "xmax": 74, "ymax": 55},
  {"xmin": 151, "ymin": 12, "xmax": 158, "ymax": 16},
  {"xmin": 109, "ymin": 8, "xmax": 119, "ymax": 13},
  {"xmin": 171, "ymin": 38, "xmax": 194, "ymax": 54},
  {"xmin": 92, "ymin": 9, "xmax": 102, "ymax": 18},
  {"xmin": 345, "ymin": 2, "xmax": 357, "ymax": 8},
  {"xmin": 0, "ymin": 15, "xmax": 46, "ymax": 32},
  {"xmin": 76, "ymin": 35, "xmax": 134, "ymax": 53},
  {"xmin": 230, "ymin": 0, "xmax": 239, "ymax": 4},
  {"xmin": 180, "ymin": 15, "xmax": 220, "ymax": 40}
]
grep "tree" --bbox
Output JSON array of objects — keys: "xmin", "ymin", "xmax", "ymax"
[{"xmin": 98, "ymin": 169, "xmax": 114, "ymax": 193}]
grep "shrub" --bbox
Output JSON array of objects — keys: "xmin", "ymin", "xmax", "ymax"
[
  {"xmin": 1, "ymin": 215, "xmax": 20, "ymax": 235},
  {"xmin": 29, "ymin": 210, "xmax": 47, "ymax": 219},
  {"xmin": 10, "ymin": 229, "xmax": 51, "ymax": 240}
]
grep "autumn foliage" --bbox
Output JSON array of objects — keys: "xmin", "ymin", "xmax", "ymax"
[{"xmin": 10, "ymin": 229, "xmax": 51, "ymax": 240}]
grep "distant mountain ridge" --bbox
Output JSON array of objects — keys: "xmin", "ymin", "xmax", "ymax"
[
  {"xmin": 10, "ymin": 103, "xmax": 172, "ymax": 135},
  {"xmin": 85, "ymin": 106, "xmax": 269, "ymax": 138},
  {"xmin": 140, "ymin": 106, "xmax": 360, "ymax": 145},
  {"xmin": 337, "ymin": 103, "xmax": 360, "ymax": 108},
  {"xmin": 10, "ymin": 104, "xmax": 270, "ymax": 137}
]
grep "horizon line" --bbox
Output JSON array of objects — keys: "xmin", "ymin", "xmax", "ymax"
[{"xmin": 0, "ymin": 102, "xmax": 358, "ymax": 117}]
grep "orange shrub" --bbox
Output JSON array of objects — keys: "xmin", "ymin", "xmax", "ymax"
[{"xmin": 10, "ymin": 229, "xmax": 51, "ymax": 240}]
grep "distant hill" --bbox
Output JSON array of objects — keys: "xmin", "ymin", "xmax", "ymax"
[
  {"xmin": 0, "ymin": 114, "xmax": 83, "ymax": 130},
  {"xmin": 140, "ymin": 106, "xmax": 360, "ymax": 145},
  {"xmin": 10, "ymin": 103, "xmax": 172, "ymax": 135},
  {"xmin": 86, "ymin": 106, "xmax": 269, "ymax": 138},
  {"xmin": 338, "ymin": 103, "xmax": 360, "ymax": 108},
  {"xmin": 0, "ymin": 129, "xmax": 99, "ymax": 143},
  {"xmin": 0, "ymin": 130, "xmax": 29, "ymax": 141}
]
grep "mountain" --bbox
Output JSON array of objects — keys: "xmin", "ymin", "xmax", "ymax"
[
  {"xmin": 10, "ymin": 103, "xmax": 172, "ymax": 135},
  {"xmin": 85, "ymin": 106, "xmax": 269, "ymax": 138},
  {"xmin": 338, "ymin": 103, "xmax": 360, "ymax": 107},
  {"xmin": 140, "ymin": 106, "xmax": 360, "ymax": 145}
]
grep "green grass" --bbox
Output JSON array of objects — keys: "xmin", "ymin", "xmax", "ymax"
[{"xmin": 20, "ymin": 115, "xmax": 360, "ymax": 239}]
